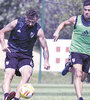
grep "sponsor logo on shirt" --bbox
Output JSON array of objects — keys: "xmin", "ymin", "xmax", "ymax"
[
  {"xmin": 30, "ymin": 32, "xmax": 35, "ymax": 38},
  {"xmin": 81, "ymin": 30, "xmax": 88, "ymax": 36}
]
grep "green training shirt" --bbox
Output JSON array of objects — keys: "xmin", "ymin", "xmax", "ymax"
[{"xmin": 70, "ymin": 15, "xmax": 90, "ymax": 55}]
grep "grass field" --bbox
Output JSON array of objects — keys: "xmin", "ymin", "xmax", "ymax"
[
  {"xmin": 0, "ymin": 84, "xmax": 90, "ymax": 100},
  {"xmin": 0, "ymin": 69, "xmax": 90, "ymax": 100}
]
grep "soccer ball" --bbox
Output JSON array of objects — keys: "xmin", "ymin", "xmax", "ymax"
[{"xmin": 19, "ymin": 83, "xmax": 34, "ymax": 99}]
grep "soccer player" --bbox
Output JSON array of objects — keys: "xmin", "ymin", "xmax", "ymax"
[
  {"xmin": 0, "ymin": 9, "xmax": 50, "ymax": 100},
  {"xmin": 53, "ymin": 0, "xmax": 90, "ymax": 100}
]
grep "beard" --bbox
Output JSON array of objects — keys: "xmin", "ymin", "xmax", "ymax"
[
  {"xmin": 26, "ymin": 23, "xmax": 34, "ymax": 28},
  {"xmin": 86, "ymin": 17, "xmax": 90, "ymax": 21},
  {"xmin": 83, "ymin": 14, "xmax": 90, "ymax": 21}
]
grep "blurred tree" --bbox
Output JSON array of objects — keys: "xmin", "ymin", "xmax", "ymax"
[
  {"xmin": 0, "ymin": 0, "xmax": 41, "ymax": 38},
  {"xmin": 44, "ymin": 0, "xmax": 82, "ymax": 39},
  {"xmin": 0, "ymin": 0, "xmax": 83, "ymax": 39}
]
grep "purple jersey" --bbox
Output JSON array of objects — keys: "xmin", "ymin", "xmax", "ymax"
[{"xmin": 8, "ymin": 17, "xmax": 41, "ymax": 56}]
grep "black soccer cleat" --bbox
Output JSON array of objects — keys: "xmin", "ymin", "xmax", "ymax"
[{"xmin": 4, "ymin": 91, "xmax": 16, "ymax": 100}]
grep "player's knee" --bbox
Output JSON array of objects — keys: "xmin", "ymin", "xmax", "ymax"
[
  {"xmin": 20, "ymin": 65, "xmax": 33, "ymax": 79},
  {"xmin": 81, "ymin": 78, "xmax": 84, "ymax": 82},
  {"xmin": 75, "ymin": 70, "xmax": 82, "ymax": 78},
  {"xmin": 5, "ymin": 71, "xmax": 15, "ymax": 80},
  {"xmin": 24, "ymin": 72, "xmax": 31, "ymax": 79},
  {"xmin": 81, "ymin": 73, "xmax": 87, "ymax": 82},
  {"xmin": 21, "ymin": 70, "xmax": 32, "ymax": 82},
  {"xmin": 21, "ymin": 73, "xmax": 31, "ymax": 82}
]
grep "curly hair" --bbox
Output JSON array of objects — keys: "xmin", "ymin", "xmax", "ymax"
[
  {"xmin": 26, "ymin": 9, "xmax": 38, "ymax": 20},
  {"xmin": 83, "ymin": 0, "xmax": 90, "ymax": 6}
]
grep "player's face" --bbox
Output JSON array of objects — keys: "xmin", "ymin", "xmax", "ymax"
[
  {"xmin": 83, "ymin": 5, "xmax": 90, "ymax": 21},
  {"xmin": 26, "ymin": 17, "xmax": 37, "ymax": 27}
]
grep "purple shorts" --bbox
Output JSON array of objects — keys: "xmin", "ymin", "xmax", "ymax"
[
  {"xmin": 5, "ymin": 52, "xmax": 34, "ymax": 76},
  {"xmin": 71, "ymin": 52, "xmax": 90, "ymax": 73}
]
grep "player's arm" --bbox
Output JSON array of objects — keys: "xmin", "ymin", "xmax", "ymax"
[
  {"xmin": 37, "ymin": 28, "xmax": 50, "ymax": 70},
  {"xmin": 0, "ymin": 19, "xmax": 18, "ymax": 52},
  {"xmin": 53, "ymin": 16, "xmax": 76, "ymax": 41}
]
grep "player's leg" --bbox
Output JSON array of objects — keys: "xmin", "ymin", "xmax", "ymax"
[
  {"xmin": 70, "ymin": 52, "xmax": 85, "ymax": 100},
  {"xmin": 81, "ymin": 59, "xmax": 90, "ymax": 82},
  {"xmin": 14, "ymin": 58, "xmax": 34, "ymax": 100},
  {"xmin": 81, "ymin": 72, "xmax": 87, "ymax": 82},
  {"xmin": 14, "ymin": 65, "xmax": 33, "ymax": 100},
  {"xmin": 3, "ymin": 68, "xmax": 16, "ymax": 100},
  {"xmin": 73, "ymin": 64, "xmax": 83, "ymax": 100},
  {"xmin": 3, "ymin": 52, "xmax": 18, "ymax": 100}
]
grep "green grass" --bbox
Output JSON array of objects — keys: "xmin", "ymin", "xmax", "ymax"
[
  {"xmin": 0, "ymin": 69, "xmax": 73, "ymax": 84},
  {"xmin": 0, "ymin": 84, "xmax": 90, "ymax": 100},
  {"xmin": 0, "ymin": 69, "xmax": 90, "ymax": 100}
]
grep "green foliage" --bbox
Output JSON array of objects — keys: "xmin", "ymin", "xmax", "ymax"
[
  {"xmin": 0, "ymin": 0, "xmax": 83, "ymax": 40},
  {"xmin": 0, "ymin": 0, "xmax": 41, "ymax": 28},
  {"xmin": 44, "ymin": 0, "xmax": 83, "ymax": 39}
]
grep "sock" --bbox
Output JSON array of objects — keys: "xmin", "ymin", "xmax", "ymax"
[
  {"xmin": 79, "ymin": 97, "xmax": 83, "ymax": 100},
  {"xmin": 4, "ymin": 93, "xmax": 9, "ymax": 98},
  {"xmin": 14, "ymin": 97, "xmax": 19, "ymax": 100}
]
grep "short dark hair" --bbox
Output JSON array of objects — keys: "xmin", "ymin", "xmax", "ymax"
[
  {"xmin": 26, "ymin": 9, "xmax": 38, "ymax": 20},
  {"xmin": 83, "ymin": 0, "xmax": 90, "ymax": 6}
]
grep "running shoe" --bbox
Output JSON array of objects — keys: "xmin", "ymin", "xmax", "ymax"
[
  {"xmin": 79, "ymin": 97, "xmax": 83, "ymax": 100},
  {"xmin": 4, "ymin": 91, "xmax": 16, "ymax": 100},
  {"xmin": 62, "ymin": 62, "xmax": 72, "ymax": 76}
]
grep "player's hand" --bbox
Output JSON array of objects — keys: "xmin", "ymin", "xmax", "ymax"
[
  {"xmin": 44, "ymin": 63, "xmax": 50, "ymax": 70},
  {"xmin": 2, "ymin": 46, "xmax": 11, "ymax": 53},
  {"xmin": 53, "ymin": 33, "xmax": 59, "ymax": 42}
]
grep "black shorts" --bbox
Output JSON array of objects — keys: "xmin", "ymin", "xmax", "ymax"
[
  {"xmin": 5, "ymin": 52, "xmax": 34, "ymax": 76},
  {"xmin": 71, "ymin": 52, "xmax": 90, "ymax": 73}
]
